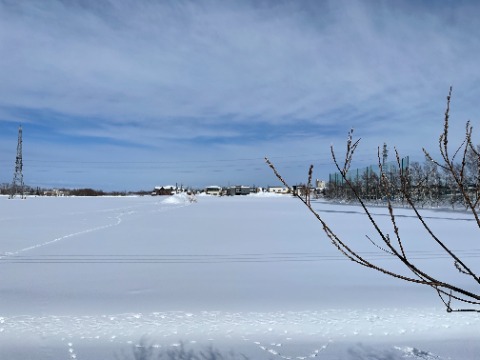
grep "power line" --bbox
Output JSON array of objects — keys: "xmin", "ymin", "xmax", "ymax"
[
  {"xmin": 1, "ymin": 250, "xmax": 479, "ymax": 264},
  {"xmin": 3, "ymin": 152, "xmax": 377, "ymax": 166}
]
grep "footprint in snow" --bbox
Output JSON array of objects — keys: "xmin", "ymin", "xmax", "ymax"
[
  {"xmin": 254, "ymin": 340, "xmax": 328, "ymax": 360},
  {"xmin": 67, "ymin": 342, "xmax": 77, "ymax": 359}
]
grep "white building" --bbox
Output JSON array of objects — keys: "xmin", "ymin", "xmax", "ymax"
[
  {"xmin": 267, "ymin": 186, "xmax": 289, "ymax": 194},
  {"xmin": 204, "ymin": 185, "xmax": 222, "ymax": 196},
  {"xmin": 316, "ymin": 179, "xmax": 326, "ymax": 191}
]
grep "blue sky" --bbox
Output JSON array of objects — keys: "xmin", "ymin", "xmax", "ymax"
[{"xmin": 1, "ymin": 0, "xmax": 480, "ymax": 191}]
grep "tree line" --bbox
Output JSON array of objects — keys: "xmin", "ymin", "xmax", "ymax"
[{"xmin": 0, "ymin": 183, "xmax": 151, "ymax": 197}]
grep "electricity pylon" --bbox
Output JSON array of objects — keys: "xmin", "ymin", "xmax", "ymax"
[{"xmin": 10, "ymin": 125, "xmax": 25, "ymax": 199}]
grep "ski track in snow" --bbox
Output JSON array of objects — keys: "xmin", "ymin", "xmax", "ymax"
[{"xmin": 0, "ymin": 197, "xmax": 192, "ymax": 258}]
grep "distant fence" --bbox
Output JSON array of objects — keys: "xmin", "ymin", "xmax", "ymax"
[{"xmin": 328, "ymin": 156, "xmax": 409, "ymax": 185}]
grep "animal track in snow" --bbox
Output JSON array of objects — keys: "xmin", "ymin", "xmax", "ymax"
[
  {"xmin": 67, "ymin": 342, "xmax": 77, "ymax": 359},
  {"xmin": 0, "ymin": 197, "xmax": 195, "ymax": 258},
  {"xmin": 253, "ymin": 339, "xmax": 330, "ymax": 360}
]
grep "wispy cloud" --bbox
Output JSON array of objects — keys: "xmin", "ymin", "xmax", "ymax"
[{"xmin": 1, "ymin": 0, "xmax": 479, "ymax": 189}]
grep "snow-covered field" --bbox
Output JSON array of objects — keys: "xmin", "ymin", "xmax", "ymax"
[{"xmin": 0, "ymin": 194, "xmax": 478, "ymax": 359}]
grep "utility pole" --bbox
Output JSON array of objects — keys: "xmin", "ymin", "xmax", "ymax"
[{"xmin": 10, "ymin": 125, "xmax": 25, "ymax": 199}]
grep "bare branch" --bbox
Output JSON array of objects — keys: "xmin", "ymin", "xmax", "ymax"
[
  {"xmin": 266, "ymin": 87, "xmax": 480, "ymax": 313},
  {"xmin": 264, "ymin": 157, "xmax": 292, "ymax": 192}
]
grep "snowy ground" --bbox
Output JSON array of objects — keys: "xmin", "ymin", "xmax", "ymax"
[{"xmin": 0, "ymin": 194, "xmax": 479, "ymax": 359}]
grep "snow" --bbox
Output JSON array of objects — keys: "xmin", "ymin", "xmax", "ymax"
[
  {"xmin": 161, "ymin": 192, "xmax": 197, "ymax": 204},
  {"xmin": 0, "ymin": 195, "xmax": 478, "ymax": 359}
]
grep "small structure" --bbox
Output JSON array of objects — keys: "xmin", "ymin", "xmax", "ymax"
[
  {"xmin": 43, "ymin": 189, "xmax": 66, "ymax": 197},
  {"xmin": 315, "ymin": 179, "xmax": 326, "ymax": 196},
  {"xmin": 316, "ymin": 179, "xmax": 326, "ymax": 192},
  {"xmin": 292, "ymin": 184, "xmax": 307, "ymax": 196},
  {"xmin": 152, "ymin": 185, "xmax": 176, "ymax": 196},
  {"xmin": 225, "ymin": 185, "xmax": 251, "ymax": 196},
  {"xmin": 267, "ymin": 186, "xmax": 289, "ymax": 194},
  {"xmin": 205, "ymin": 185, "xmax": 222, "ymax": 196}
]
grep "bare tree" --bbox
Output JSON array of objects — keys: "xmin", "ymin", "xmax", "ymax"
[
  {"xmin": 423, "ymin": 158, "xmax": 442, "ymax": 206},
  {"xmin": 266, "ymin": 87, "xmax": 480, "ymax": 312}
]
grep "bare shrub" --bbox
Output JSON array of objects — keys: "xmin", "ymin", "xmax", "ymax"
[
  {"xmin": 266, "ymin": 87, "xmax": 480, "ymax": 312},
  {"xmin": 117, "ymin": 340, "xmax": 248, "ymax": 360}
]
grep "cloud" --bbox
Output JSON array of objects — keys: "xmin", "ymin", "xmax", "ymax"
[
  {"xmin": 1, "ymin": 0, "xmax": 480, "ymax": 189},
  {"xmin": 0, "ymin": 1, "xmax": 474, "ymax": 119}
]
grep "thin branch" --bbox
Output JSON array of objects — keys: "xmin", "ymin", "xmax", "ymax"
[
  {"xmin": 265, "ymin": 87, "xmax": 480, "ymax": 312},
  {"xmin": 264, "ymin": 157, "xmax": 292, "ymax": 191},
  {"xmin": 366, "ymin": 235, "xmax": 394, "ymax": 255}
]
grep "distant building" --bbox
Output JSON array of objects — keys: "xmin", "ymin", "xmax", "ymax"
[
  {"xmin": 315, "ymin": 179, "xmax": 326, "ymax": 196},
  {"xmin": 204, "ymin": 185, "xmax": 222, "ymax": 196},
  {"xmin": 152, "ymin": 185, "xmax": 176, "ymax": 196},
  {"xmin": 267, "ymin": 186, "xmax": 289, "ymax": 194},
  {"xmin": 292, "ymin": 184, "xmax": 306, "ymax": 196},
  {"xmin": 225, "ymin": 185, "xmax": 251, "ymax": 196},
  {"xmin": 316, "ymin": 179, "xmax": 326, "ymax": 191},
  {"xmin": 43, "ymin": 189, "xmax": 67, "ymax": 197}
]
